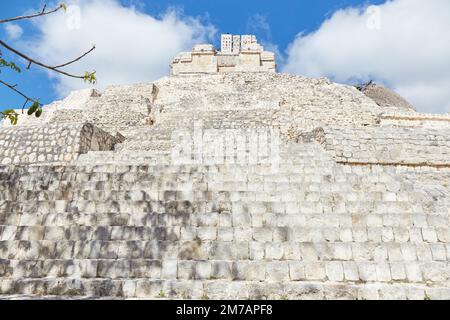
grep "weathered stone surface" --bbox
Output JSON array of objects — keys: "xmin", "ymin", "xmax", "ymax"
[
  {"xmin": 0, "ymin": 71, "xmax": 449, "ymax": 300},
  {"xmin": 0, "ymin": 123, "xmax": 119, "ymax": 165}
]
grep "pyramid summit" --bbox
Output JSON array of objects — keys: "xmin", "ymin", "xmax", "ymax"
[
  {"xmin": 171, "ymin": 34, "xmax": 276, "ymax": 75},
  {"xmin": 1, "ymin": 64, "xmax": 450, "ymax": 298}
]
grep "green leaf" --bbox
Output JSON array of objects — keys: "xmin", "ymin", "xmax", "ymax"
[
  {"xmin": 1, "ymin": 110, "xmax": 19, "ymax": 125},
  {"xmin": 3, "ymin": 109, "xmax": 16, "ymax": 115},
  {"xmin": 61, "ymin": 3, "xmax": 67, "ymax": 11},
  {"xmin": 83, "ymin": 71, "xmax": 97, "ymax": 84},
  {"xmin": 35, "ymin": 109, "xmax": 43, "ymax": 118},
  {"xmin": 0, "ymin": 58, "xmax": 21, "ymax": 73},
  {"xmin": 27, "ymin": 101, "xmax": 39, "ymax": 115}
]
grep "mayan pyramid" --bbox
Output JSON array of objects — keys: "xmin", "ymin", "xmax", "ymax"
[{"xmin": 0, "ymin": 38, "xmax": 449, "ymax": 300}]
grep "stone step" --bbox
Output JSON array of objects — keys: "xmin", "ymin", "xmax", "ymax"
[
  {"xmin": 2, "ymin": 204, "xmax": 446, "ymax": 226},
  {"xmin": 1, "ymin": 259, "xmax": 448, "ymax": 284},
  {"xmin": 1, "ymin": 214, "xmax": 448, "ymax": 234},
  {"xmin": 0, "ymin": 239, "xmax": 448, "ymax": 261},
  {"xmin": 0, "ymin": 161, "xmax": 340, "ymax": 173},
  {"xmin": 1, "ymin": 200, "xmax": 441, "ymax": 219},
  {"xmin": 5, "ymin": 183, "xmax": 441, "ymax": 204},
  {"xmin": 0, "ymin": 173, "xmax": 345, "ymax": 186},
  {"xmin": 1, "ymin": 204, "xmax": 448, "ymax": 229},
  {"xmin": 0, "ymin": 182, "xmax": 360, "ymax": 197},
  {"xmin": 1, "ymin": 278, "xmax": 449, "ymax": 300}
]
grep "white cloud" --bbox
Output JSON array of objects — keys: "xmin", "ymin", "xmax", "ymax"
[
  {"xmin": 246, "ymin": 13, "xmax": 284, "ymax": 66},
  {"xmin": 22, "ymin": 0, "xmax": 216, "ymax": 97},
  {"xmin": 283, "ymin": 0, "xmax": 450, "ymax": 114},
  {"xmin": 4, "ymin": 23, "xmax": 23, "ymax": 40}
]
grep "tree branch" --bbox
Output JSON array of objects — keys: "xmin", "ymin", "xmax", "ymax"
[
  {"xmin": 53, "ymin": 45, "xmax": 96, "ymax": 69},
  {"xmin": 0, "ymin": 4, "xmax": 65, "ymax": 24},
  {"xmin": 0, "ymin": 40, "xmax": 90, "ymax": 80},
  {"xmin": 0, "ymin": 79, "xmax": 41, "ymax": 107}
]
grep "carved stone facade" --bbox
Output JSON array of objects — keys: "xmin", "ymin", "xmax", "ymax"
[{"xmin": 171, "ymin": 34, "xmax": 276, "ymax": 75}]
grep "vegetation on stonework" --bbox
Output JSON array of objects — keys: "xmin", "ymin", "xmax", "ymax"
[{"xmin": 0, "ymin": 3, "xmax": 96, "ymax": 125}]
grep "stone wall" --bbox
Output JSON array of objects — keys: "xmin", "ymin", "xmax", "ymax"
[
  {"xmin": 153, "ymin": 74, "xmax": 382, "ymax": 133},
  {"xmin": 322, "ymin": 126, "xmax": 450, "ymax": 166},
  {"xmin": 171, "ymin": 39, "xmax": 276, "ymax": 75},
  {"xmin": 380, "ymin": 113, "xmax": 450, "ymax": 129},
  {"xmin": 0, "ymin": 123, "xmax": 119, "ymax": 165},
  {"xmin": 0, "ymin": 142, "xmax": 449, "ymax": 299}
]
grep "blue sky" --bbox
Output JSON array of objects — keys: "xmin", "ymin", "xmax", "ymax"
[{"xmin": 1, "ymin": 0, "xmax": 449, "ymax": 113}]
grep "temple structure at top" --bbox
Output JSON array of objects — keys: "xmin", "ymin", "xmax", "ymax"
[{"xmin": 170, "ymin": 34, "xmax": 276, "ymax": 75}]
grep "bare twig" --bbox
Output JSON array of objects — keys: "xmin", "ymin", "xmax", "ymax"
[
  {"xmin": 0, "ymin": 79, "xmax": 41, "ymax": 106},
  {"xmin": 0, "ymin": 2, "xmax": 96, "ymax": 124},
  {"xmin": 22, "ymin": 99, "xmax": 30, "ymax": 113},
  {"xmin": 0, "ymin": 40, "xmax": 89, "ymax": 80},
  {"xmin": 0, "ymin": 4, "xmax": 64, "ymax": 24},
  {"xmin": 53, "ymin": 45, "xmax": 96, "ymax": 69}
]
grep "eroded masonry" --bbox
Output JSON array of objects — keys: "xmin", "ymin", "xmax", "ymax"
[
  {"xmin": 171, "ymin": 34, "xmax": 276, "ymax": 75},
  {"xmin": 0, "ymin": 39, "xmax": 450, "ymax": 299}
]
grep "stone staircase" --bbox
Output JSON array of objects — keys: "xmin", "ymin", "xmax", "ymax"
[{"xmin": 1, "ymin": 142, "xmax": 449, "ymax": 299}]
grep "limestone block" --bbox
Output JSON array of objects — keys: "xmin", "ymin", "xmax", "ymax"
[
  {"xmin": 135, "ymin": 280, "xmax": 161, "ymax": 298},
  {"xmin": 234, "ymin": 228, "xmax": 253, "ymax": 241},
  {"xmin": 195, "ymin": 261, "xmax": 212, "ymax": 280},
  {"xmin": 130, "ymin": 260, "xmax": 161, "ymax": 278},
  {"xmin": 357, "ymin": 286, "xmax": 380, "ymax": 300},
  {"xmin": 333, "ymin": 243, "xmax": 352, "ymax": 261},
  {"xmin": 161, "ymin": 260, "xmax": 178, "ymax": 280},
  {"xmin": 400, "ymin": 243, "xmax": 417, "ymax": 261},
  {"xmin": 375, "ymin": 263, "xmax": 392, "ymax": 282},
  {"xmin": 352, "ymin": 243, "xmax": 373, "ymax": 261},
  {"xmin": 273, "ymin": 227, "xmax": 293, "ymax": 242},
  {"xmin": 211, "ymin": 261, "xmax": 232, "ymax": 280},
  {"xmin": 342, "ymin": 262, "xmax": 359, "ymax": 281},
  {"xmin": 1, "ymin": 226, "xmax": 17, "ymax": 240},
  {"xmin": 122, "ymin": 280, "xmax": 137, "ymax": 297},
  {"xmin": 265, "ymin": 242, "xmax": 284, "ymax": 260},
  {"xmin": 357, "ymin": 263, "xmax": 377, "ymax": 282},
  {"xmin": 249, "ymin": 242, "xmax": 265, "ymax": 260},
  {"xmin": 367, "ymin": 228, "xmax": 382, "ymax": 242},
  {"xmin": 379, "ymin": 286, "xmax": 407, "ymax": 300},
  {"xmin": 416, "ymin": 244, "xmax": 433, "ymax": 261},
  {"xmin": 235, "ymin": 242, "xmax": 250, "ymax": 259},
  {"xmin": 289, "ymin": 261, "xmax": 305, "ymax": 280},
  {"xmin": 409, "ymin": 229, "xmax": 424, "ymax": 243},
  {"xmin": 299, "ymin": 243, "xmax": 319, "ymax": 261},
  {"xmin": 304, "ymin": 262, "xmax": 326, "ymax": 281},
  {"xmin": 265, "ymin": 261, "xmax": 289, "ymax": 282},
  {"xmin": 197, "ymin": 227, "xmax": 217, "ymax": 241},
  {"xmin": 233, "ymin": 261, "xmax": 265, "ymax": 281},
  {"xmin": 253, "ymin": 227, "xmax": 273, "ymax": 242},
  {"xmin": 326, "ymin": 262, "xmax": 344, "ymax": 282},
  {"xmin": 208, "ymin": 242, "xmax": 237, "ymax": 260},
  {"xmin": 387, "ymin": 244, "xmax": 403, "ymax": 262},
  {"xmin": 404, "ymin": 262, "xmax": 423, "ymax": 282},
  {"xmin": 390, "ymin": 262, "xmax": 406, "ymax": 281},
  {"xmin": 381, "ymin": 228, "xmax": 394, "ymax": 242},
  {"xmin": 422, "ymin": 228, "xmax": 438, "ymax": 243},
  {"xmin": 340, "ymin": 228, "xmax": 353, "ymax": 242},
  {"xmin": 180, "ymin": 227, "xmax": 197, "ymax": 241},
  {"xmin": 217, "ymin": 227, "xmax": 234, "ymax": 241},
  {"xmin": 283, "ymin": 242, "xmax": 301, "ymax": 260},
  {"xmin": 393, "ymin": 227, "xmax": 410, "ymax": 243},
  {"xmin": 422, "ymin": 262, "xmax": 448, "ymax": 282}
]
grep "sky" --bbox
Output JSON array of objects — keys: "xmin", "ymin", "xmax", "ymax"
[{"xmin": 0, "ymin": 0, "xmax": 449, "ymax": 113}]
